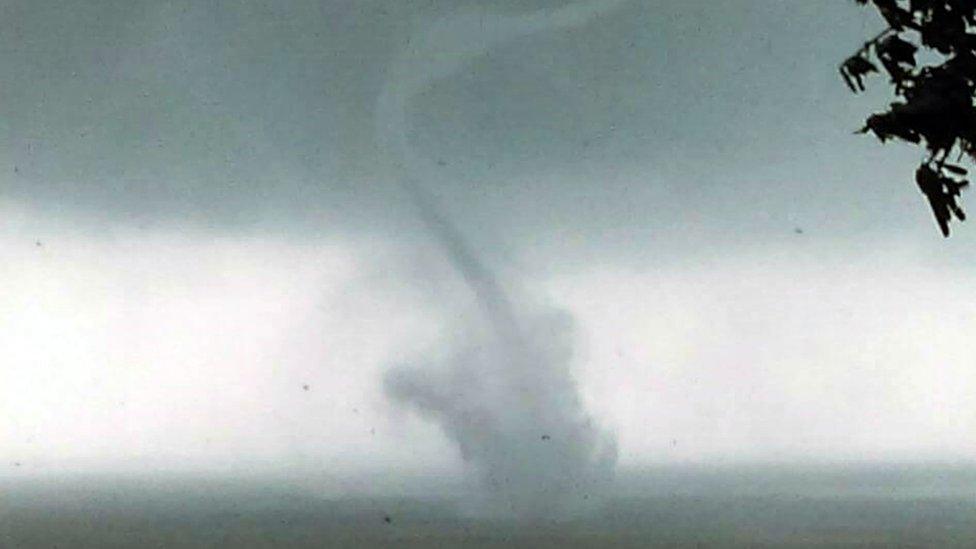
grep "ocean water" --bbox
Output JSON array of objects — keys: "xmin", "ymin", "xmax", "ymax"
[{"xmin": 2, "ymin": 464, "xmax": 975, "ymax": 547}]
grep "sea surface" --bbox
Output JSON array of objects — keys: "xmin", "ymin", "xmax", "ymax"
[{"xmin": 2, "ymin": 464, "xmax": 975, "ymax": 547}]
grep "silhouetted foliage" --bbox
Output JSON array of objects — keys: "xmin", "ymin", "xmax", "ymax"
[{"xmin": 843, "ymin": 0, "xmax": 976, "ymax": 236}]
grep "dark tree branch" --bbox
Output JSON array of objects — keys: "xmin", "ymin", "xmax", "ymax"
[{"xmin": 843, "ymin": 0, "xmax": 976, "ymax": 236}]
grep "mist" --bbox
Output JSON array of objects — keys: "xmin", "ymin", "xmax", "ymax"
[
  {"xmin": 4, "ymin": 0, "xmax": 976, "ymax": 544},
  {"xmin": 383, "ymin": 276, "xmax": 617, "ymax": 518}
]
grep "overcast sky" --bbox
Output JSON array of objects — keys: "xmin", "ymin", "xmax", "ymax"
[{"xmin": 2, "ymin": 0, "xmax": 975, "ymax": 483}]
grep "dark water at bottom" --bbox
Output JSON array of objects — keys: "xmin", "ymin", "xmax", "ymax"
[{"xmin": 3, "ymin": 466, "xmax": 974, "ymax": 547}]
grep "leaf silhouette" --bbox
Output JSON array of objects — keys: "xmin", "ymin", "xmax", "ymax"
[{"xmin": 843, "ymin": 0, "xmax": 975, "ymax": 235}]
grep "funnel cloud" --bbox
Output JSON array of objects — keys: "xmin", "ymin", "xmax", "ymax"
[{"xmin": 378, "ymin": 1, "xmax": 625, "ymax": 518}]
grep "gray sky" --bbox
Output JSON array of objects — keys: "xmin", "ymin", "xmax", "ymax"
[{"xmin": 2, "ymin": 1, "xmax": 975, "ymax": 481}]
